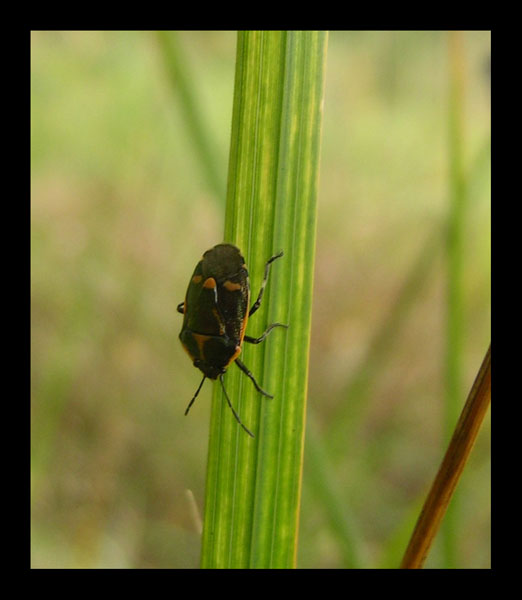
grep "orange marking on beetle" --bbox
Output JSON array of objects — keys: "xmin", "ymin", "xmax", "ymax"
[
  {"xmin": 192, "ymin": 333, "xmax": 212, "ymax": 360},
  {"xmin": 212, "ymin": 308, "xmax": 225, "ymax": 335},
  {"xmin": 203, "ymin": 277, "xmax": 217, "ymax": 289},
  {"xmin": 192, "ymin": 274, "xmax": 202, "ymax": 284},
  {"xmin": 223, "ymin": 280, "xmax": 241, "ymax": 292},
  {"xmin": 226, "ymin": 345, "xmax": 242, "ymax": 367},
  {"xmin": 181, "ymin": 342, "xmax": 195, "ymax": 361}
]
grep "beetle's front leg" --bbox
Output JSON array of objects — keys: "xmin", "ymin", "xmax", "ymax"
[
  {"xmin": 244, "ymin": 322, "xmax": 288, "ymax": 344},
  {"xmin": 249, "ymin": 251, "xmax": 284, "ymax": 317},
  {"xmin": 235, "ymin": 358, "xmax": 273, "ymax": 398}
]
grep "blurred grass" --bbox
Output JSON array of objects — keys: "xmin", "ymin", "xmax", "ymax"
[
  {"xmin": 31, "ymin": 31, "xmax": 490, "ymax": 568},
  {"xmin": 442, "ymin": 30, "xmax": 468, "ymax": 567},
  {"xmin": 154, "ymin": 31, "xmax": 226, "ymax": 202},
  {"xmin": 305, "ymin": 221, "xmax": 444, "ymax": 568}
]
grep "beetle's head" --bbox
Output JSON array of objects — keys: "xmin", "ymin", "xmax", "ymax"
[{"xmin": 193, "ymin": 358, "xmax": 226, "ymax": 380}]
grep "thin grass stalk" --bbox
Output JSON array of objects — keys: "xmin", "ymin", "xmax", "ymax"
[
  {"xmin": 200, "ymin": 30, "xmax": 328, "ymax": 569},
  {"xmin": 400, "ymin": 344, "xmax": 491, "ymax": 569}
]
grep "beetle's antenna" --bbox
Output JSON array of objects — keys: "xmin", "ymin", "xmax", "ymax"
[
  {"xmin": 219, "ymin": 375, "xmax": 255, "ymax": 438},
  {"xmin": 185, "ymin": 375, "xmax": 206, "ymax": 416}
]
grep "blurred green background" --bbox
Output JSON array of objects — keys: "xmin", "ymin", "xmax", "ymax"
[{"xmin": 31, "ymin": 31, "xmax": 490, "ymax": 569}]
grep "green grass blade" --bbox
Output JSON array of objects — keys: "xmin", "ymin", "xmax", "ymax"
[{"xmin": 200, "ymin": 30, "xmax": 328, "ymax": 569}]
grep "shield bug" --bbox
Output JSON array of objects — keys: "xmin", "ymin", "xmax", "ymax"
[{"xmin": 178, "ymin": 243, "xmax": 287, "ymax": 437}]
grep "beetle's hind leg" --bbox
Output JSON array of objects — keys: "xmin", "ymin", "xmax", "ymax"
[
  {"xmin": 244, "ymin": 322, "xmax": 288, "ymax": 344},
  {"xmin": 249, "ymin": 251, "xmax": 284, "ymax": 317},
  {"xmin": 235, "ymin": 358, "xmax": 273, "ymax": 398}
]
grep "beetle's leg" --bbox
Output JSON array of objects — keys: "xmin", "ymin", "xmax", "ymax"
[
  {"xmin": 249, "ymin": 251, "xmax": 284, "ymax": 317},
  {"xmin": 177, "ymin": 302, "xmax": 185, "ymax": 314},
  {"xmin": 235, "ymin": 358, "xmax": 273, "ymax": 398},
  {"xmin": 244, "ymin": 322, "xmax": 288, "ymax": 344},
  {"xmin": 219, "ymin": 375, "xmax": 254, "ymax": 438},
  {"xmin": 184, "ymin": 375, "xmax": 206, "ymax": 415}
]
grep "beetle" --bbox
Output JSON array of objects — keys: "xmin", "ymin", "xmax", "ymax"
[{"xmin": 177, "ymin": 243, "xmax": 287, "ymax": 437}]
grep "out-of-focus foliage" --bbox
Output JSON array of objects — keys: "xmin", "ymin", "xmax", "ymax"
[{"xmin": 31, "ymin": 31, "xmax": 490, "ymax": 568}]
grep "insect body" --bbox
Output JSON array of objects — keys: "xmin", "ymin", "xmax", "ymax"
[{"xmin": 178, "ymin": 243, "xmax": 286, "ymax": 437}]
